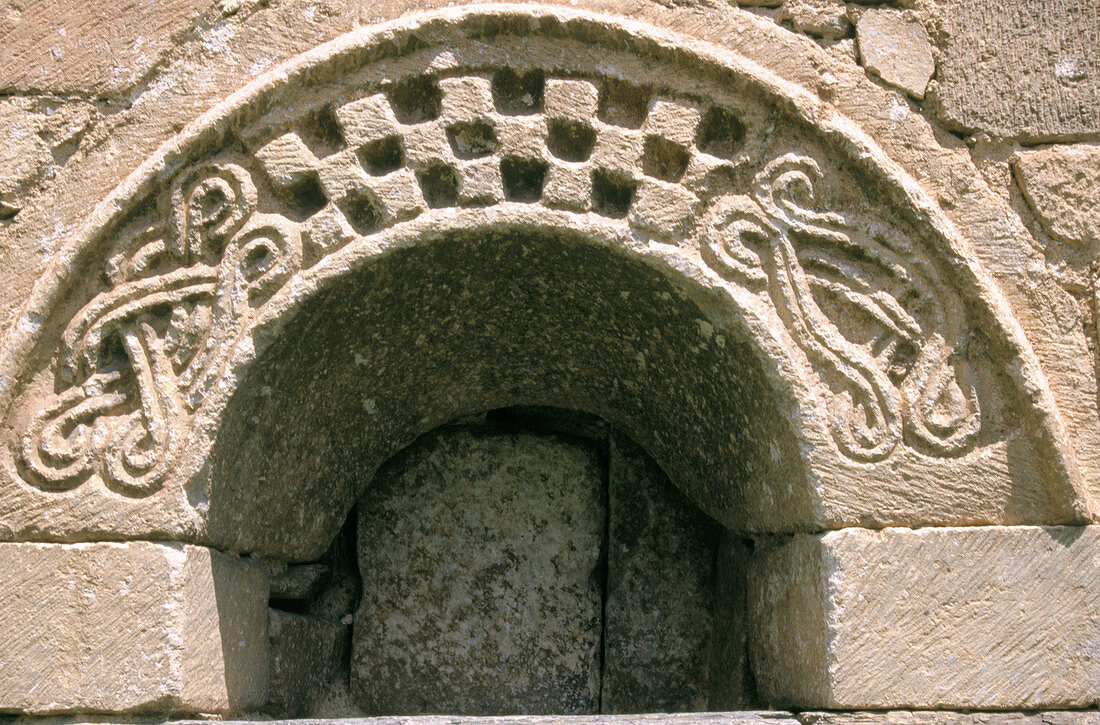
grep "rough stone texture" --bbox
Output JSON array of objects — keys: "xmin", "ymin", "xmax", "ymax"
[
  {"xmin": 0, "ymin": 8, "xmax": 1077, "ymax": 566},
  {"xmin": 178, "ymin": 715, "xmax": 798, "ymax": 725},
  {"xmin": 351, "ymin": 426, "xmax": 605, "ymax": 715},
  {"xmin": 936, "ymin": 0, "xmax": 1100, "ymax": 139},
  {"xmin": 0, "ymin": 1, "xmax": 1099, "ymax": 719},
  {"xmin": 1013, "ymin": 143, "xmax": 1100, "ymax": 247},
  {"xmin": 266, "ymin": 608, "xmax": 349, "ymax": 718},
  {"xmin": 799, "ymin": 713, "xmax": 1100, "ymax": 725},
  {"xmin": 749, "ymin": 526, "xmax": 1100, "ymax": 710},
  {"xmin": 855, "ymin": 9, "xmax": 935, "ymax": 99},
  {"xmin": 0, "ymin": 541, "xmax": 269, "ymax": 714},
  {"xmin": 778, "ymin": 0, "xmax": 850, "ymax": 40},
  {"xmin": 0, "ymin": 96, "xmax": 95, "ymax": 219},
  {"xmin": 602, "ymin": 429, "xmax": 726, "ymax": 713},
  {"xmin": 0, "ymin": 0, "xmax": 222, "ymax": 98}
]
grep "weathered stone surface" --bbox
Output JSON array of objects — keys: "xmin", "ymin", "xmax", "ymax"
[
  {"xmin": 602, "ymin": 429, "xmax": 726, "ymax": 713},
  {"xmin": 351, "ymin": 426, "xmax": 605, "ymax": 715},
  {"xmin": 749, "ymin": 526, "xmax": 1100, "ymax": 709},
  {"xmin": 779, "ymin": 0, "xmax": 849, "ymax": 40},
  {"xmin": 0, "ymin": 96, "xmax": 94, "ymax": 218},
  {"xmin": 0, "ymin": 0, "xmax": 221, "ymax": 98},
  {"xmin": 0, "ymin": 6, "xmax": 1081, "ymax": 568},
  {"xmin": 936, "ymin": 0, "xmax": 1100, "ymax": 139},
  {"xmin": 799, "ymin": 712, "xmax": 1100, "ymax": 724},
  {"xmin": 178, "ymin": 715, "xmax": 799, "ymax": 725},
  {"xmin": 2, "ymin": 3, "xmax": 1100, "ymax": 717},
  {"xmin": 270, "ymin": 563, "xmax": 331, "ymax": 600},
  {"xmin": 856, "ymin": 9, "xmax": 935, "ymax": 99},
  {"xmin": 267, "ymin": 608, "xmax": 349, "ymax": 718},
  {"xmin": 0, "ymin": 542, "xmax": 268, "ymax": 714},
  {"xmin": 1013, "ymin": 143, "xmax": 1100, "ymax": 247}
]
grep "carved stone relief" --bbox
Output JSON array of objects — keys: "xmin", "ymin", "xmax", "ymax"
[{"xmin": 0, "ymin": 7, "xmax": 1086, "ymax": 552}]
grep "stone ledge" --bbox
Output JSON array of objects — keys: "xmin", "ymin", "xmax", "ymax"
[
  {"xmin": 0, "ymin": 542, "xmax": 269, "ymax": 715},
  {"xmin": 174, "ymin": 716, "xmax": 797, "ymax": 724},
  {"xmin": 799, "ymin": 713, "xmax": 1100, "ymax": 724}
]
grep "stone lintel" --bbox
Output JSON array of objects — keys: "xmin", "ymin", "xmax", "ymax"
[
  {"xmin": 0, "ymin": 541, "xmax": 269, "ymax": 715},
  {"xmin": 749, "ymin": 526, "xmax": 1100, "ymax": 710}
]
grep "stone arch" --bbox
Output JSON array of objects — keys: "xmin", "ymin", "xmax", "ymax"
[{"xmin": 0, "ymin": 5, "xmax": 1088, "ymax": 557}]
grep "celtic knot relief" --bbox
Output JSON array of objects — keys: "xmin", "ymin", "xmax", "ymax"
[
  {"xmin": 14, "ymin": 63, "xmax": 988, "ymax": 496},
  {"xmin": 18, "ymin": 160, "xmax": 301, "ymax": 496},
  {"xmin": 699, "ymin": 154, "xmax": 981, "ymax": 461}
]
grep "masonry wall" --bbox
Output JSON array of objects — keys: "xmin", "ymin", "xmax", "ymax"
[{"xmin": 0, "ymin": 0, "xmax": 1098, "ymax": 720}]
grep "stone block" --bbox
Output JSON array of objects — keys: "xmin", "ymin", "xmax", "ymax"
[
  {"xmin": 856, "ymin": 9, "xmax": 935, "ymax": 99},
  {"xmin": 936, "ymin": 0, "xmax": 1100, "ymax": 139},
  {"xmin": 544, "ymin": 78, "xmax": 600, "ymax": 120},
  {"xmin": 601, "ymin": 430, "xmax": 725, "ymax": 713},
  {"xmin": 0, "ymin": 96, "xmax": 94, "ymax": 218},
  {"xmin": 1013, "ymin": 143, "xmax": 1100, "ymax": 247},
  {"xmin": 748, "ymin": 526, "xmax": 1100, "ymax": 709},
  {"xmin": 0, "ymin": 542, "xmax": 269, "ymax": 714},
  {"xmin": 196, "ymin": 715, "xmax": 800, "ymax": 725},
  {"xmin": 266, "ymin": 608, "xmax": 348, "ymax": 718},
  {"xmin": 780, "ymin": 0, "xmax": 850, "ymax": 41},
  {"xmin": 799, "ymin": 712, "xmax": 1100, "ymax": 725},
  {"xmin": 351, "ymin": 426, "xmax": 605, "ymax": 715},
  {"xmin": 0, "ymin": 0, "xmax": 217, "ymax": 97}
]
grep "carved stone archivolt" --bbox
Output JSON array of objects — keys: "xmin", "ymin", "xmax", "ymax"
[
  {"xmin": 700, "ymin": 154, "xmax": 980, "ymax": 462},
  {"xmin": 0, "ymin": 7, "xmax": 1087, "ymax": 548}
]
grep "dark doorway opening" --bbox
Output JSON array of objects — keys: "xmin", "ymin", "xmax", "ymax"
[{"xmin": 267, "ymin": 406, "xmax": 754, "ymax": 718}]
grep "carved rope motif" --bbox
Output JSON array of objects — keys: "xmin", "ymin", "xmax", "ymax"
[
  {"xmin": 16, "ymin": 71, "xmax": 982, "ymax": 496},
  {"xmin": 700, "ymin": 154, "xmax": 981, "ymax": 461}
]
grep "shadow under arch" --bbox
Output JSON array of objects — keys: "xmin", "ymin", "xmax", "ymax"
[{"xmin": 201, "ymin": 222, "xmax": 809, "ymax": 560}]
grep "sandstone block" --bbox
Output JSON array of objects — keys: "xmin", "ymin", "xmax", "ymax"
[
  {"xmin": 936, "ymin": 0, "xmax": 1100, "ymax": 139},
  {"xmin": 0, "ymin": 96, "xmax": 94, "ymax": 218},
  {"xmin": 0, "ymin": 0, "xmax": 217, "ymax": 97},
  {"xmin": 856, "ymin": 9, "xmax": 934, "ymax": 99},
  {"xmin": 351, "ymin": 426, "xmax": 605, "ymax": 715},
  {"xmin": 780, "ymin": 0, "xmax": 850, "ymax": 41},
  {"xmin": 749, "ymin": 526, "xmax": 1100, "ymax": 709},
  {"xmin": 1013, "ymin": 143, "xmax": 1100, "ymax": 247},
  {"xmin": 800, "ymin": 712, "xmax": 1100, "ymax": 725},
  {"xmin": 0, "ymin": 542, "xmax": 269, "ymax": 714}
]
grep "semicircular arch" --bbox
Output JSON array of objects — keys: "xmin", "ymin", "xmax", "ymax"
[{"xmin": 0, "ymin": 5, "xmax": 1086, "ymax": 556}]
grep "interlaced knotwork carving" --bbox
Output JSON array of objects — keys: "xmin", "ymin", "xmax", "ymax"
[
  {"xmin": 18, "ymin": 160, "xmax": 301, "ymax": 496},
  {"xmin": 700, "ymin": 154, "xmax": 980, "ymax": 461},
  {"xmin": 14, "ymin": 67, "xmax": 986, "ymax": 496}
]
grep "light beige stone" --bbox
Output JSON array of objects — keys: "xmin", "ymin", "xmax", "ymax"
[
  {"xmin": 0, "ymin": 541, "xmax": 269, "ymax": 714},
  {"xmin": 351, "ymin": 426, "xmax": 605, "ymax": 715},
  {"xmin": 1013, "ymin": 143, "xmax": 1100, "ymax": 248},
  {"xmin": 779, "ymin": 0, "xmax": 850, "ymax": 40},
  {"xmin": 0, "ymin": 0, "xmax": 222, "ymax": 98},
  {"xmin": 749, "ymin": 526, "xmax": 1100, "ymax": 709},
  {"xmin": 0, "ymin": 96, "xmax": 94, "ymax": 219},
  {"xmin": 1, "ymin": 4, "xmax": 1099, "ymax": 717},
  {"xmin": 1, "ymin": 8, "xmax": 1079, "ymax": 565},
  {"xmin": 936, "ymin": 0, "xmax": 1100, "ymax": 139},
  {"xmin": 799, "ymin": 712, "xmax": 1100, "ymax": 725},
  {"xmin": 856, "ymin": 9, "xmax": 935, "ymax": 99}
]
